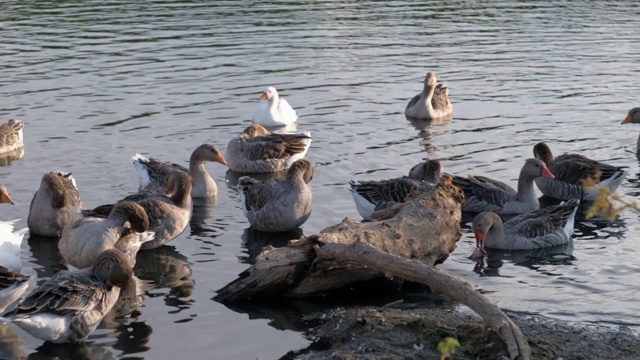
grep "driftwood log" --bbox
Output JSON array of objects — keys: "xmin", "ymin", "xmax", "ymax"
[{"xmin": 216, "ymin": 176, "xmax": 531, "ymax": 359}]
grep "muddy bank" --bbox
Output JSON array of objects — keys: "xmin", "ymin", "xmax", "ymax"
[{"xmin": 297, "ymin": 305, "xmax": 639, "ymax": 360}]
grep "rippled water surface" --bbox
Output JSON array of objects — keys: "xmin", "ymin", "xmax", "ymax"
[{"xmin": 2, "ymin": 1, "xmax": 640, "ymax": 358}]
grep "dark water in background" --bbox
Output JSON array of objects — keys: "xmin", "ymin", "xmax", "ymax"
[{"xmin": 1, "ymin": 1, "xmax": 640, "ymax": 358}]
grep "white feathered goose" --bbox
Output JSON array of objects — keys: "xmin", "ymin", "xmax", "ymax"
[
  {"xmin": 471, "ymin": 199, "xmax": 580, "ymax": 257},
  {"xmin": 4, "ymin": 249, "xmax": 132, "ymax": 344},
  {"xmin": 27, "ymin": 171, "xmax": 84, "ymax": 237},
  {"xmin": 132, "ymin": 143, "xmax": 227, "ymax": 198},
  {"xmin": 621, "ymin": 107, "xmax": 640, "ymax": 159},
  {"xmin": 405, "ymin": 72, "xmax": 453, "ymax": 120},
  {"xmin": 533, "ymin": 142, "xmax": 626, "ymax": 201},
  {"xmin": 0, "ymin": 119, "xmax": 24, "ymax": 155},
  {"xmin": 59, "ymin": 201, "xmax": 154, "ymax": 269},
  {"xmin": 237, "ymin": 159, "xmax": 313, "ymax": 232},
  {"xmin": 349, "ymin": 160, "xmax": 442, "ymax": 221},
  {"xmin": 453, "ymin": 158, "xmax": 554, "ymax": 214},
  {"xmin": 253, "ymin": 86, "xmax": 298, "ymax": 127},
  {"xmin": 226, "ymin": 124, "xmax": 312, "ymax": 173},
  {"xmin": 82, "ymin": 172, "xmax": 192, "ymax": 250}
]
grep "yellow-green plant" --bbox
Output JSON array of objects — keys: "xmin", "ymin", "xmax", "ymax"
[{"xmin": 437, "ymin": 337, "xmax": 460, "ymax": 360}]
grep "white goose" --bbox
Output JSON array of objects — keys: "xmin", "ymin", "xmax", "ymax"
[{"xmin": 253, "ymin": 86, "xmax": 298, "ymax": 127}]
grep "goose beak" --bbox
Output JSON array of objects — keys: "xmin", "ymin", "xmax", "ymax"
[
  {"xmin": 0, "ymin": 192, "xmax": 14, "ymax": 205},
  {"xmin": 260, "ymin": 92, "xmax": 268, "ymax": 100},
  {"xmin": 621, "ymin": 113, "xmax": 632, "ymax": 124},
  {"xmin": 215, "ymin": 154, "xmax": 228, "ymax": 166},
  {"xmin": 473, "ymin": 229, "xmax": 485, "ymax": 248},
  {"xmin": 541, "ymin": 166, "xmax": 555, "ymax": 179}
]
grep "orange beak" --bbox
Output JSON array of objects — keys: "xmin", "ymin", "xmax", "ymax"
[
  {"xmin": 473, "ymin": 229, "xmax": 485, "ymax": 248},
  {"xmin": 215, "ymin": 153, "xmax": 228, "ymax": 166},
  {"xmin": 541, "ymin": 166, "xmax": 555, "ymax": 179},
  {"xmin": 621, "ymin": 113, "xmax": 632, "ymax": 124},
  {"xmin": 260, "ymin": 92, "xmax": 268, "ymax": 100},
  {"xmin": 0, "ymin": 192, "xmax": 14, "ymax": 205}
]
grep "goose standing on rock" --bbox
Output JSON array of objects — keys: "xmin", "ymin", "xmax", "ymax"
[
  {"xmin": 59, "ymin": 201, "xmax": 154, "ymax": 269},
  {"xmin": 533, "ymin": 142, "xmax": 627, "ymax": 201},
  {"xmin": 226, "ymin": 124, "xmax": 312, "ymax": 173},
  {"xmin": 132, "ymin": 144, "xmax": 227, "ymax": 198},
  {"xmin": 621, "ymin": 107, "xmax": 640, "ymax": 158},
  {"xmin": 405, "ymin": 72, "xmax": 453, "ymax": 120},
  {"xmin": 4, "ymin": 249, "xmax": 133, "ymax": 344},
  {"xmin": 0, "ymin": 119, "xmax": 24, "ymax": 155},
  {"xmin": 253, "ymin": 86, "xmax": 298, "ymax": 127},
  {"xmin": 349, "ymin": 160, "xmax": 442, "ymax": 221},
  {"xmin": 470, "ymin": 199, "xmax": 580, "ymax": 258},
  {"xmin": 453, "ymin": 158, "xmax": 554, "ymax": 214},
  {"xmin": 28, "ymin": 171, "xmax": 83, "ymax": 237},
  {"xmin": 83, "ymin": 172, "xmax": 192, "ymax": 250},
  {"xmin": 238, "ymin": 159, "xmax": 313, "ymax": 232}
]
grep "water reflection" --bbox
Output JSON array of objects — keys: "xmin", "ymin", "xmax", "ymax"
[
  {"xmin": 27, "ymin": 342, "xmax": 114, "ymax": 360},
  {"xmin": 134, "ymin": 246, "xmax": 194, "ymax": 309},
  {"xmin": 240, "ymin": 227, "xmax": 303, "ymax": 264},
  {"xmin": 190, "ymin": 197, "xmax": 217, "ymax": 236},
  {"xmin": 0, "ymin": 324, "xmax": 27, "ymax": 360},
  {"xmin": 25, "ymin": 235, "xmax": 65, "ymax": 280},
  {"xmin": 0, "ymin": 148, "xmax": 24, "ymax": 167},
  {"xmin": 473, "ymin": 241, "xmax": 575, "ymax": 277},
  {"xmin": 110, "ymin": 321, "xmax": 153, "ymax": 356},
  {"xmin": 407, "ymin": 116, "xmax": 452, "ymax": 154}
]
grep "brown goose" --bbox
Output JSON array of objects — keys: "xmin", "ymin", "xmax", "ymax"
[
  {"xmin": 533, "ymin": 142, "xmax": 626, "ymax": 201},
  {"xmin": 621, "ymin": 107, "xmax": 640, "ymax": 158},
  {"xmin": 471, "ymin": 199, "xmax": 579, "ymax": 257},
  {"xmin": 132, "ymin": 144, "xmax": 227, "ymax": 198},
  {"xmin": 405, "ymin": 72, "xmax": 453, "ymax": 119},
  {"xmin": 0, "ymin": 119, "xmax": 24, "ymax": 155},
  {"xmin": 237, "ymin": 159, "xmax": 313, "ymax": 232},
  {"xmin": 5, "ymin": 249, "xmax": 132, "ymax": 343},
  {"xmin": 226, "ymin": 124, "xmax": 312, "ymax": 173},
  {"xmin": 349, "ymin": 160, "xmax": 442, "ymax": 221},
  {"xmin": 59, "ymin": 201, "xmax": 154, "ymax": 269},
  {"xmin": 27, "ymin": 172, "xmax": 84, "ymax": 237},
  {"xmin": 83, "ymin": 172, "xmax": 192, "ymax": 250},
  {"xmin": 453, "ymin": 158, "xmax": 554, "ymax": 214}
]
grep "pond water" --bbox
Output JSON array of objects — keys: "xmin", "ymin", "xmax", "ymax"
[{"xmin": 1, "ymin": 1, "xmax": 640, "ymax": 358}]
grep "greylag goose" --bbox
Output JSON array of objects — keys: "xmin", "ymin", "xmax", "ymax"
[
  {"xmin": 405, "ymin": 72, "xmax": 453, "ymax": 120},
  {"xmin": 132, "ymin": 144, "xmax": 227, "ymax": 198},
  {"xmin": 453, "ymin": 158, "xmax": 554, "ymax": 214},
  {"xmin": 59, "ymin": 201, "xmax": 154, "ymax": 269},
  {"xmin": 27, "ymin": 171, "xmax": 83, "ymax": 237},
  {"xmin": 621, "ymin": 107, "xmax": 640, "ymax": 158},
  {"xmin": 4, "ymin": 249, "xmax": 132, "ymax": 343},
  {"xmin": 0, "ymin": 119, "xmax": 24, "ymax": 155},
  {"xmin": 253, "ymin": 86, "xmax": 298, "ymax": 127},
  {"xmin": 349, "ymin": 160, "xmax": 442, "ymax": 221},
  {"xmin": 471, "ymin": 199, "xmax": 579, "ymax": 257},
  {"xmin": 533, "ymin": 142, "xmax": 627, "ymax": 201},
  {"xmin": 83, "ymin": 172, "xmax": 192, "ymax": 250},
  {"xmin": 237, "ymin": 159, "xmax": 313, "ymax": 232},
  {"xmin": 226, "ymin": 124, "xmax": 312, "ymax": 173}
]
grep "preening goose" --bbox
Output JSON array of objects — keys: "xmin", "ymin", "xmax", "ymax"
[
  {"xmin": 621, "ymin": 107, "xmax": 640, "ymax": 159},
  {"xmin": 132, "ymin": 143, "xmax": 227, "ymax": 198},
  {"xmin": 405, "ymin": 72, "xmax": 453, "ymax": 120},
  {"xmin": 27, "ymin": 172, "xmax": 83, "ymax": 237},
  {"xmin": 83, "ymin": 172, "xmax": 192, "ymax": 250},
  {"xmin": 59, "ymin": 201, "xmax": 154, "ymax": 269},
  {"xmin": 471, "ymin": 199, "xmax": 579, "ymax": 257},
  {"xmin": 349, "ymin": 160, "xmax": 442, "ymax": 221},
  {"xmin": 533, "ymin": 142, "xmax": 626, "ymax": 201},
  {"xmin": 5, "ymin": 249, "xmax": 132, "ymax": 344},
  {"xmin": 226, "ymin": 124, "xmax": 312, "ymax": 173},
  {"xmin": 237, "ymin": 159, "xmax": 313, "ymax": 232},
  {"xmin": 453, "ymin": 158, "xmax": 554, "ymax": 214},
  {"xmin": 253, "ymin": 86, "xmax": 298, "ymax": 127},
  {"xmin": 0, "ymin": 119, "xmax": 24, "ymax": 155}
]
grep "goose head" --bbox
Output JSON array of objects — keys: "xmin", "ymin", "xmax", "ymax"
[
  {"xmin": 259, "ymin": 86, "xmax": 279, "ymax": 101},
  {"xmin": 423, "ymin": 72, "xmax": 437, "ymax": 88},
  {"xmin": 521, "ymin": 158, "xmax": 554, "ymax": 180},
  {"xmin": 471, "ymin": 211, "xmax": 503, "ymax": 257},
  {"xmin": 622, "ymin": 107, "xmax": 640, "ymax": 124},
  {"xmin": 408, "ymin": 159, "xmax": 442, "ymax": 184},
  {"xmin": 287, "ymin": 159, "xmax": 314, "ymax": 183},
  {"xmin": 241, "ymin": 124, "xmax": 271, "ymax": 139},
  {"xmin": 92, "ymin": 249, "xmax": 133, "ymax": 289},
  {"xmin": 532, "ymin": 142, "xmax": 554, "ymax": 165},
  {"xmin": 193, "ymin": 144, "xmax": 227, "ymax": 166},
  {"xmin": 110, "ymin": 201, "xmax": 149, "ymax": 234},
  {"xmin": 0, "ymin": 183, "xmax": 14, "ymax": 205}
]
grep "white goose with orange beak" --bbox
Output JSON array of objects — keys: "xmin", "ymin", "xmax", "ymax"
[{"xmin": 253, "ymin": 86, "xmax": 298, "ymax": 127}]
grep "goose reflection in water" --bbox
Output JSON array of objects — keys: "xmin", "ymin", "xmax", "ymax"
[
  {"xmin": 189, "ymin": 197, "xmax": 218, "ymax": 236},
  {"xmin": 0, "ymin": 147, "xmax": 24, "ymax": 167},
  {"xmin": 240, "ymin": 227, "xmax": 303, "ymax": 265},
  {"xmin": 26, "ymin": 234, "xmax": 66, "ymax": 279},
  {"xmin": 473, "ymin": 241, "xmax": 576, "ymax": 277},
  {"xmin": 407, "ymin": 115, "xmax": 452, "ymax": 154},
  {"xmin": 27, "ymin": 341, "xmax": 114, "ymax": 360},
  {"xmin": 134, "ymin": 246, "xmax": 194, "ymax": 307},
  {"xmin": 0, "ymin": 324, "xmax": 27, "ymax": 360}
]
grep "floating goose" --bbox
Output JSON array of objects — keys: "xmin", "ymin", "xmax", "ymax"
[
  {"xmin": 27, "ymin": 172, "xmax": 83, "ymax": 237},
  {"xmin": 0, "ymin": 119, "xmax": 24, "ymax": 155},
  {"xmin": 252, "ymin": 86, "xmax": 298, "ymax": 127},
  {"xmin": 405, "ymin": 72, "xmax": 453, "ymax": 119},
  {"xmin": 621, "ymin": 107, "xmax": 640, "ymax": 158},
  {"xmin": 533, "ymin": 142, "xmax": 626, "ymax": 201},
  {"xmin": 132, "ymin": 143, "xmax": 227, "ymax": 198},
  {"xmin": 226, "ymin": 124, "xmax": 311, "ymax": 173},
  {"xmin": 237, "ymin": 159, "xmax": 313, "ymax": 232}
]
